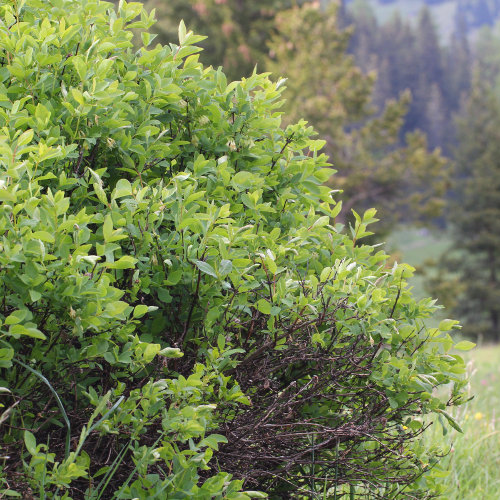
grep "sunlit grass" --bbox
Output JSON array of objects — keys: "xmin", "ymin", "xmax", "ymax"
[{"xmin": 421, "ymin": 344, "xmax": 500, "ymax": 499}]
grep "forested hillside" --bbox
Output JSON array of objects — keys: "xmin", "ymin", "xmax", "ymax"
[
  {"xmin": 343, "ymin": 4, "xmax": 470, "ymax": 151},
  {"xmin": 348, "ymin": 0, "xmax": 500, "ymax": 36}
]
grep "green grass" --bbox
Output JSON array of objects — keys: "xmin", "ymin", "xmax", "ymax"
[
  {"xmin": 386, "ymin": 227, "xmax": 451, "ymax": 267},
  {"xmin": 420, "ymin": 344, "xmax": 500, "ymax": 499}
]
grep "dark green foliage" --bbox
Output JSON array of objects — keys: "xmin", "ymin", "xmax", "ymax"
[
  {"xmin": 435, "ymin": 79, "xmax": 500, "ymax": 341},
  {"xmin": 0, "ymin": 0, "xmax": 469, "ymax": 498}
]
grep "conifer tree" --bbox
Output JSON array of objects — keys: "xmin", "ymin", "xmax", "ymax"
[
  {"xmin": 415, "ymin": 8, "xmax": 443, "ymax": 88},
  {"xmin": 346, "ymin": 4, "xmax": 471, "ymax": 151},
  {"xmin": 424, "ymin": 83, "xmax": 448, "ymax": 150},
  {"xmin": 376, "ymin": 13, "xmax": 417, "ymax": 132},
  {"xmin": 443, "ymin": 78, "xmax": 500, "ymax": 340},
  {"xmin": 446, "ymin": 8, "xmax": 471, "ymax": 111}
]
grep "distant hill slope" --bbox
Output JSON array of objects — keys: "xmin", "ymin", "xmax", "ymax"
[{"xmin": 346, "ymin": 0, "xmax": 500, "ymax": 41}]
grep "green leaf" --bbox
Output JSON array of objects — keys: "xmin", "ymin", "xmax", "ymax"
[
  {"xmin": 0, "ymin": 348, "xmax": 14, "ymax": 369},
  {"xmin": 320, "ymin": 267, "xmax": 333, "ymax": 282},
  {"xmin": 178, "ymin": 217, "xmax": 204, "ymax": 233},
  {"xmin": 158, "ymin": 347, "xmax": 184, "ymax": 358},
  {"xmin": 107, "ymin": 256, "xmax": 137, "ymax": 269},
  {"xmin": 311, "ymin": 215, "xmax": 330, "ymax": 228},
  {"xmin": 133, "ymin": 305, "xmax": 149, "ymax": 318},
  {"xmin": 157, "ymin": 288, "xmax": 172, "ymax": 303},
  {"xmin": 141, "ymin": 31, "xmax": 154, "ymax": 47},
  {"xmin": 93, "ymin": 183, "xmax": 108, "ymax": 205},
  {"xmin": 29, "ymin": 290, "xmax": 42, "ymax": 302},
  {"xmin": 165, "ymin": 269, "xmax": 183, "ymax": 285},
  {"xmin": 0, "ymin": 490, "xmax": 22, "ymax": 497},
  {"xmin": 439, "ymin": 319, "xmax": 461, "ymax": 331},
  {"xmin": 217, "ymin": 334, "xmax": 225, "ymax": 351},
  {"xmin": 437, "ymin": 409, "xmax": 463, "ymax": 433},
  {"xmin": 102, "ymin": 215, "xmax": 126, "ymax": 242},
  {"xmin": 200, "ymin": 434, "xmax": 228, "ymax": 451},
  {"xmin": 71, "ymin": 55, "xmax": 87, "ymax": 81},
  {"xmin": 178, "ymin": 20, "xmax": 187, "ymax": 44},
  {"xmin": 112, "ymin": 179, "xmax": 133, "ymax": 199},
  {"xmin": 103, "ymin": 214, "xmax": 113, "ymax": 243},
  {"xmin": 5, "ymin": 309, "xmax": 29, "ymax": 325},
  {"xmin": 241, "ymin": 193, "xmax": 256, "ymax": 209},
  {"xmin": 194, "ymin": 260, "xmax": 217, "ymax": 278},
  {"xmin": 17, "ymin": 129, "xmax": 34, "ymax": 146},
  {"xmin": 32, "ymin": 231, "xmax": 55, "ymax": 243},
  {"xmin": 0, "ymin": 188, "xmax": 16, "ymax": 202},
  {"xmin": 331, "ymin": 201, "xmax": 342, "ymax": 218},
  {"xmin": 265, "ymin": 257, "xmax": 277, "ymax": 275},
  {"xmin": 103, "ymin": 301, "xmax": 130, "ymax": 319},
  {"xmin": 9, "ymin": 324, "xmax": 46, "ymax": 340},
  {"xmin": 24, "ymin": 430, "xmax": 37, "ymax": 455},
  {"xmin": 136, "ymin": 343, "xmax": 161, "ymax": 363},
  {"xmin": 219, "ymin": 259, "xmax": 232, "ymax": 277},
  {"xmin": 363, "ymin": 207, "xmax": 378, "ymax": 221},
  {"xmin": 256, "ymin": 299, "xmax": 271, "ymax": 315},
  {"xmin": 96, "ymin": 58, "xmax": 114, "ymax": 78},
  {"xmin": 454, "ymin": 341, "xmax": 476, "ymax": 351},
  {"xmin": 231, "ymin": 171, "xmax": 255, "ymax": 191}
]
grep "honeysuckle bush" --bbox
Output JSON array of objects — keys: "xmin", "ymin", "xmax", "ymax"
[{"xmin": 0, "ymin": 0, "xmax": 472, "ymax": 498}]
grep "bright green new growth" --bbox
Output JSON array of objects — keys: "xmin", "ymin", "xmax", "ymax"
[{"xmin": 0, "ymin": 0, "xmax": 470, "ymax": 498}]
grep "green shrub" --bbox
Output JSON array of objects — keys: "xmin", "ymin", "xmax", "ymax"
[{"xmin": 0, "ymin": 1, "xmax": 470, "ymax": 498}]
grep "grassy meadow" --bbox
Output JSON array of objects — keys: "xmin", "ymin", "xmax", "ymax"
[
  {"xmin": 386, "ymin": 226, "xmax": 451, "ymax": 319},
  {"xmin": 421, "ymin": 344, "xmax": 500, "ymax": 499},
  {"xmin": 388, "ymin": 227, "xmax": 500, "ymax": 498}
]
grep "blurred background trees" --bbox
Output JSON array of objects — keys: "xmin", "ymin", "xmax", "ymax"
[
  {"xmin": 434, "ymin": 78, "xmax": 500, "ymax": 342},
  {"xmin": 266, "ymin": 3, "xmax": 447, "ymax": 232}
]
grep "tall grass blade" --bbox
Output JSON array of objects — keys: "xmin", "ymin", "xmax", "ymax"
[
  {"xmin": 333, "ymin": 440, "xmax": 339, "ymax": 500},
  {"xmin": 88, "ymin": 396, "xmax": 124, "ymax": 434},
  {"xmin": 113, "ymin": 433, "xmax": 164, "ymax": 498},
  {"xmin": 311, "ymin": 432, "xmax": 315, "ymax": 495},
  {"xmin": 93, "ymin": 440, "xmax": 132, "ymax": 500},
  {"xmin": 14, "ymin": 359, "xmax": 71, "ymax": 459}
]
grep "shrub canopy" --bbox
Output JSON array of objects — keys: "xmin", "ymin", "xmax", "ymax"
[{"xmin": 0, "ymin": 1, "xmax": 469, "ymax": 498}]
